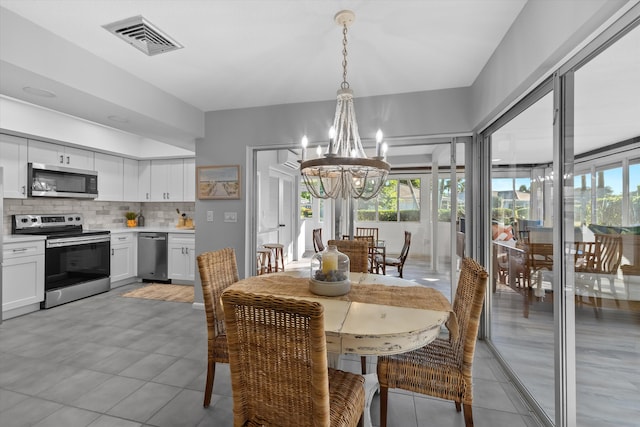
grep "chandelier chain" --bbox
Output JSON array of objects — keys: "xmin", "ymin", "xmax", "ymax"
[{"xmin": 341, "ymin": 24, "xmax": 349, "ymax": 89}]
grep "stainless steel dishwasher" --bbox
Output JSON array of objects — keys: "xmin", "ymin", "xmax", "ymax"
[{"xmin": 138, "ymin": 232, "xmax": 168, "ymax": 282}]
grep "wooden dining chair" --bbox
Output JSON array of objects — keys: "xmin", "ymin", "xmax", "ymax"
[
  {"xmin": 376, "ymin": 231, "xmax": 411, "ymax": 278},
  {"xmin": 355, "ymin": 227, "xmax": 378, "ymax": 244},
  {"xmin": 196, "ymin": 247, "xmax": 239, "ymax": 407},
  {"xmin": 377, "ymin": 257, "xmax": 488, "ymax": 427},
  {"xmin": 328, "ymin": 239, "xmax": 369, "ymax": 273},
  {"xmin": 221, "ymin": 290, "xmax": 365, "ymax": 427},
  {"xmin": 313, "ymin": 228, "xmax": 325, "ymax": 253}
]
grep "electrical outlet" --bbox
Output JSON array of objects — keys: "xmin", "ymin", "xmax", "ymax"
[
  {"xmin": 224, "ymin": 212, "xmax": 237, "ymax": 223},
  {"xmin": 206, "ymin": 210, "xmax": 214, "ymax": 222}
]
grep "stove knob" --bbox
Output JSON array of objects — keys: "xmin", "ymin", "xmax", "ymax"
[
  {"xmin": 31, "ymin": 218, "xmax": 37, "ymax": 222},
  {"xmin": 21, "ymin": 218, "xmax": 28, "ymax": 223},
  {"xmin": 76, "ymin": 217, "xmax": 81, "ymax": 221},
  {"xmin": 68, "ymin": 217, "xmax": 74, "ymax": 222}
]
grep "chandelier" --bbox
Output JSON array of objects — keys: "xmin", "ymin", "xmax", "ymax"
[{"xmin": 300, "ymin": 10, "xmax": 390, "ymax": 200}]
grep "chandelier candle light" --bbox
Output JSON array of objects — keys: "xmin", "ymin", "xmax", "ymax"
[{"xmin": 300, "ymin": 10, "xmax": 390, "ymax": 200}]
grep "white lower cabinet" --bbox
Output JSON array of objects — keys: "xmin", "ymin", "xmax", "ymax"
[
  {"xmin": 110, "ymin": 233, "xmax": 137, "ymax": 287},
  {"xmin": 168, "ymin": 234, "xmax": 195, "ymax": 282},
  {"xmin": 2, "ymin": 240, "xmax": 45, "ymax": 319}
]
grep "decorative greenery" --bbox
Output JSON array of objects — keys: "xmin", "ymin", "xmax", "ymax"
[{"xmin": 125, "ymin": 211, "xmax": 137, "ymax": 220}]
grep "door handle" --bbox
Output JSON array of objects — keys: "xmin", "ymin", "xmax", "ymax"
[{"xmin": 279, "ymin": 224, "xmax": 286, "ymax": 227}]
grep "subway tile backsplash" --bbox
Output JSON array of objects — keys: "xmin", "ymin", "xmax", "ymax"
[{"xmin": 2, "ymin": 199, "xmax": 195, "ymax": 235}]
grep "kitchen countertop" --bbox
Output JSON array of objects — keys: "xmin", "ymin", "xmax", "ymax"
[
  {"xmin": 107, "ymin": 227, "xmax": 196, "ymax": 235},
  {"xmin": 2, "ymin": 227, "xmax": 194, "ymax": 243}
]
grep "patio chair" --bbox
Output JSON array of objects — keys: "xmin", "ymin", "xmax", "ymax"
[
  {"xmin": 221, "ymin": 290, "xmax": 365, "ymax": 427},
  {"xmin": 313, "ymin": 228, "xmax": 325, "ymax": 253},
  {"xmin": 196, "ymin": 247, "xmax": 239, "ymax": 407},
  {"xmin": 377, "ymin": 257, "xmax": 488, "ymax": 427},
  {"xmin": 376, "ymin": 231, "xmax": 411, "ymax": 278},
  {"xmin": 593, "ymin": 233, "xmax": 623, "ymax": 300}
]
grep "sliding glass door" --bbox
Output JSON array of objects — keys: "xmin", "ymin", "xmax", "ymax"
[
  {"xmin": 481, "ymin": 15, "xmax": 639, "ymax": 427},
  {"xmin": 572, "ymin": 23, "xmax": 640, "ymax": 427}
]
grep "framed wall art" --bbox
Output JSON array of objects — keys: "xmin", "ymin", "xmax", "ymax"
[{"xmin": 197, "ymin": 165, "xmax": 241, "ymax": 200}]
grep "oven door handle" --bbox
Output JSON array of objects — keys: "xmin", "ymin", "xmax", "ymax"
[{"xmin": 46, "ymin": 235, "xmax": 111, "ymax": 248}]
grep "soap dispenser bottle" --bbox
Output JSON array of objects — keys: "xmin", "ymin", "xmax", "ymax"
[{"xmin": 137, "ymin": 212, "xmax": 145, "ymax": 227}]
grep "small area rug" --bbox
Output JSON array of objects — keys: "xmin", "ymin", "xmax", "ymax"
[{"xmin": 121, "ymin": 284, "xmax": 194, "ymax": 303}]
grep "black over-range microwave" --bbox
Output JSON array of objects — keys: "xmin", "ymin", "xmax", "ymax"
[{"xmin": 28, "ymin": 163, "xmax": 98, "ymax": 198}]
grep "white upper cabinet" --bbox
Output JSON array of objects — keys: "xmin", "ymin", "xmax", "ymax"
[
  {"xmin": 123, "ymin": 158, "xmax": 139, "ymax": 201},
  {"xmin": 150, "ymin": 159, "xmax": 184, "ymax": 201},
  {"xmin": 0, "ymin": 134, "xmax": 28, "ymax": 198},
  {"xmin": 183, "ymin": 158, "xmax": 195, "ymax": 202},
  {"xmin": 28, "ymin": 139, "xmax": 94, "ymax": 170},
  {"xmin": 94, "ymin": 153, "xmax": 124, "ymax": 201},
  {"xmin": 138, "ymin": 160, "xmax": 151, "ymax": 201}
]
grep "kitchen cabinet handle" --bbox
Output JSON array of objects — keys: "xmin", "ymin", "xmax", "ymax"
[
  {"xmin": 111, "ymin": 249, "xmax": 114, "ymax": 255},
  {"xmin": 12, "ymin": 248, "xmax": 28, "ymax": 253},
  {"xmin": 66, "ymin": 156, "xmax": 70, "ymax": 164},
  {"xmin": 167, "ymin": 192, "xmax": 170, "ymax": 199},
  {"xmin": 181, "ymin": 247, "xmax": 185, "ymax": 254},
  {"xmin": 146, "ymin": 192, "xmax": 149, "ymax": 200},
  {"xmin": 185, "ymin": 247, "xmax": 189, "ymax": 255},
  {"xmin": 59, "ymin": 154, "xmax": 64, "ymax": 163},
  {"xmin": 118, "ymin": 237, "xmax": 126, "ymax": 240},
  {"xmin": 21, "ymin": 185, "xmax": 25, "ymax": 195}
]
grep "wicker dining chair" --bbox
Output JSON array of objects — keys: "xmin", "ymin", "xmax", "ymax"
[
  {"xmin": 221, "ymin": 290, "xmax": 365, "ymax": 427},
  {"xmin": 196, "ymin": 247, "xmax": 239, "ymax": 407},
  {"xmin": 377, "ymin": 257, "xmax": 488, "ymax": 427},
  {"xmin": 328, "ymin": 238, "xmax": 370, "ymax": 374},
  {"xmin": 328, "ymin": 239, "xmax": 369, "ymax": 273}
]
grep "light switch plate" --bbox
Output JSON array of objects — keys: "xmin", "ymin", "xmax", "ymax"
[
  {"xmin": 206, "ymin": 210, "xmax": 214, "ymax": 222},
  {"xmin": 224, "ymin": 212, "xmax": 237, "ymax": 223}
]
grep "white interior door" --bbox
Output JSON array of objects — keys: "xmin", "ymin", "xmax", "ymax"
[{"xmin": 279, "ymin": 178, "xmax": 294, "ymax": 264}]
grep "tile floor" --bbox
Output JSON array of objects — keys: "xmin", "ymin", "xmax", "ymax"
[{"xmin": 0, "ymin": 266, "xmax": 541, "ymax": 427}]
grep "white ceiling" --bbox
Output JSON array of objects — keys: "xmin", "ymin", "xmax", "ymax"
[
  {"xmin": 0, "ymin": 0, "xmax": 527, "ymax": 155},
  {"xmin": 1, "ymin": 1, "xmax": 637, "ymax": 167},
  {"xmin": 0, "ymin": 0, "xmax": 526, "ymax": 112}
]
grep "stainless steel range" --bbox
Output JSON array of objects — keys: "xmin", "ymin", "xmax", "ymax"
[{"xmin": 12, "ymin": 214, "xmax": 110, "ymax": 308}]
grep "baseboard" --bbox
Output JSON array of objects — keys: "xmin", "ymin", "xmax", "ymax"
[{"xmin": 192, "ymin": 302, "xmax": 205, "ymax": 310}]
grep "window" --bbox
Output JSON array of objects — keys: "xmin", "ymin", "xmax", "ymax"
[
  {"xmin": 300, "ymin": 190, "xmax": 312, "ymax": 219},
  {"xmin": 630, "ymin": 161, "xmax": 640, "ymax": 224},
  {"xmin": 357, "ymin": 178, "xmax": 421, "ymax": 222},
  {"xmin": 574, "ymin": 172, "xmax": 591, "ymax": 226},
  {"xmin": 595, "ymin": 164, "xmax": 623, "ymax": 226},
  {"xmin": 438, "ymin": 177, "xmax": 465, "ymax": 222},
  {"xmin": 491, "ymin": 176, "xmax": 531, "ymax": 224}
]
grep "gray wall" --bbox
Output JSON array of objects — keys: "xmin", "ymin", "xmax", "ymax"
[
  {"xmin": 470, "ymin": 0, "xmax": 629, "ymax": 130},
  {"xmin": 194, "ymin": 88, "xmax": 472, "ymax": 292}
]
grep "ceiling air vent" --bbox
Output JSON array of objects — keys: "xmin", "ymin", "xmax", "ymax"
[{"xmin": 103, "ymin": 15, "xmax": 183, "ymax": 56}]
